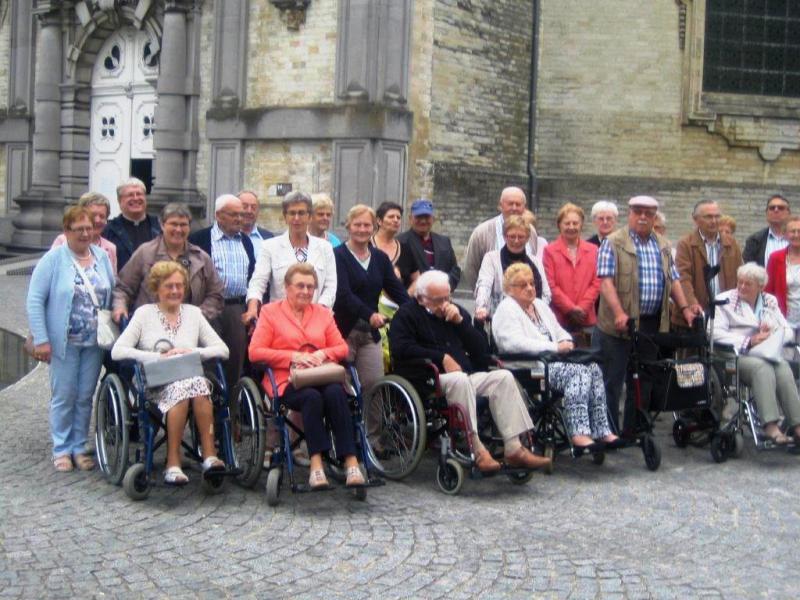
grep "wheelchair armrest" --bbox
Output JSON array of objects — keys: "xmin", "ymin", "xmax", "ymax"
[
  {"xmin": 495, "ymin": 351, "xmax": 558, "ymax": 363},
  {"xmin": 712, "ymin": 342, "xmax": 736, "ymax": 354}
]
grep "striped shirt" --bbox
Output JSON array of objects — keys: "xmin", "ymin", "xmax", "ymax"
[
  {"xmin": 764, "ymin": 229, "xmax": 788, "ymax": 267},
  {"xmin": 210, "ymin": 222, "xmax": 249, "ymax": 298},
  {"xmin": 597, "ymin": 230, "xmax": 680, "ymax": 316}
]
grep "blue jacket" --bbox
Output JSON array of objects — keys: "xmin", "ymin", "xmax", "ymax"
[
  {"xmin": 27, "ymin": 245, "xmax": 115, "ymax": 360},
  {"xmin": 103, "ymin": 214, "xmax": 161, "ymax": 271}
]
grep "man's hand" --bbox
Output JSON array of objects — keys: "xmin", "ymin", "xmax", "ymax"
[
  {"xmin": 556, "ymin": 340, "xmax": 574, "ymax": 354},
  {"xmin": 442, "ymin": 353, "xmax": 462, "ymax": 373},
  {"xmin": 614, "ymin": 312, "xmax": 630, "ymax": 333},
  {"xmin": 34, "ymin": 342, "xmax": 51, "ymax": 363},
  {"xmin": 442, "ymin": 303, "xmax": 463, "ymax": 324},
  {"xmin": 241, "ymin": 306, "xmax": 258, "ymax": 327},
  {"xmin": 112, "ymin": 308, "xmax": 128, "ymax": 324},
  {"xmin": 369, "ymin": 313, "xmax": 388, "ymax": 329}
]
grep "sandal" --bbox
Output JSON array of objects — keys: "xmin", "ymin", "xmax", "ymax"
[
  {"xmin": 53, "ymin": 455, "xmax": 73, "ymax": 473},
  {"xmin": 72, "ymin": 453, "xmax": 95, "ymax": 471},
  {"xmin": 309, "ymin": 468, "xmax": 329, "ymax": 489},
  {"xmin": 345, "ymin": 465, "xmax": 366, "ymax": 487},
  {"xmin": 164, "ymin": 466, "xmax": 189, "ymax": 486},
  {"xmin": 202, "ymin": 456, "xmax": 225, "ymax": 473}
]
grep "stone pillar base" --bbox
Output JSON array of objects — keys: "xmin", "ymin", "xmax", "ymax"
[{"xmin": 10, "ymin": 188, "xmax": 66, "ymax": 250}]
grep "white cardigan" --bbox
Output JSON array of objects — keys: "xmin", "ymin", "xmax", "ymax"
[
  {"xmin": 712, "ymin": 289, "xmax": 793, "ymax": 354},
  {"xmin": 246, "ymin": 231, "xmax": 337, "ymax": 307},
  {"xmin": 474, "ymin": 251, "xmax": 551, "ymax": 315},
  {"xmin": 492, "ymin": 296, "xmax": 571, "ymax": 355}
]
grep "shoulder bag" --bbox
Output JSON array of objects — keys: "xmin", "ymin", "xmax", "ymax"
[{"xmin": 70, "ymin": 256, "xmax": 119, "ymax": 349}]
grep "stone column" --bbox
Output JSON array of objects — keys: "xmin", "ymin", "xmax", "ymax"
[
  {"xmin": 11, "ymin": 4, "xmax": 64, "ymax": 249},
  {"xmin": 148, "ymin": 0, "xmax": 203, "ymax": 215}
]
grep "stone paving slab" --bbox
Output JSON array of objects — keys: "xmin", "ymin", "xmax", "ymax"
[{"xmin": 2, "ymin": 273, "xmax": 800, "ymax": 598}]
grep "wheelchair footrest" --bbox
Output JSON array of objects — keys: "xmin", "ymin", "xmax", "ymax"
[
  {"xmin": 202, "ymin": 467, "xmax": 243, "ymax": 481},
  {"xmin": 292, "ymin": 482, "xmax": 335, "ymax": 494}
]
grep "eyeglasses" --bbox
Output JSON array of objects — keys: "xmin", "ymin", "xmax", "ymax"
[
  {"xmin": 291, "ymin": 282, "xmax": 316, "ymax": 291},
  {"xmin": 221, "ymin": 211, "xmax": 243, "ymax": 218},
  {"xmin": 69, "ymin": 226, "xmax": 93, "ymax": 234},
  {"xmin": 510, "ymin": 281, "xmax": 535, "ymax": 288},
  {"xmin": 630, "ymin": 207, "xmax": 657, "ymax": 217},
  {"xmin": 286, "ymin": 210, "xmax": 309, "ymax": 218},
  {"xmin": 768, "ymin": 205, "xmax": 789, "ymax": 212}
]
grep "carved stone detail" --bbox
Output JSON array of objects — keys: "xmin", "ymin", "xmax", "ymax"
[{"xmin": 271, "ymin": 0, "xmax": 311, "ymax": 31}]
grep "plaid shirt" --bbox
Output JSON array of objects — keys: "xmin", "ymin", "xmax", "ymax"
[
  {"xmin": 597, "ymin": 229, "xmax": 680, "ymax": 316},
  {"xmin": 211, "ymin": 222, "xmax": 249, "ymax": 298}
]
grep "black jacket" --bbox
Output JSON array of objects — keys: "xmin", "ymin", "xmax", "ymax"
[
  {"xmin": 333, "ymin": 244, "xmax": 410, "ymax": 342},
  {"xmin": 742, "ymin": 227, "xmax": 770, "ymax": 267},
  {"xmin": 396, "ymin": 230, "xmax": 461, "ymax": 290},
  {"xmin": 188, "ymin": 226, "xmax": 256, "ymax": 285},
  {"xmin": 103, "ymin": 214, "xmax": 161, "ymax": 271},
  {"xmin": 388, "ymin": 300, "xmax": 489, "ymax": 374}
]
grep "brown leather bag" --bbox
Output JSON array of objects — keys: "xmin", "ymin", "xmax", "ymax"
[{"xmin": 289, "ymin": 362, "xmax": 347, "ymax": 389}]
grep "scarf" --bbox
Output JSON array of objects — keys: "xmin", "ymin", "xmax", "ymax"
[{"xmin": 500, "ymin": 245, "xmax": 542, "ymax": 299}]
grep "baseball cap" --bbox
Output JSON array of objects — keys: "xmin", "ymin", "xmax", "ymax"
[{"xmin": 411, "ymin": 199, "xmax": 434, "ymax": 217}]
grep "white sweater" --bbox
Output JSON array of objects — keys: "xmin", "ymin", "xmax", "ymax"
[
  {"xmin": 492, "ymin": 296, "xmax": 571, "ymax": 355},
  {"xmin": 111, "ymin": 304, "xmax": 229, "ymax": 363}
]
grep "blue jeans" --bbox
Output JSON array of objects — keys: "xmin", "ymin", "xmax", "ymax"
[{"xmin": 49, "ymin": 343, "xmax": 104, "ymax": 457}]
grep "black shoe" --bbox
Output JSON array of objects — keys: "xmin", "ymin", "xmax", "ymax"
[
  {"xmin": 603, "ymin": 438, "xmax": 626, "ymax": 450},
  {"xmin": 572, "ymin": 441, "xmax": 605, "ymax": 457}
]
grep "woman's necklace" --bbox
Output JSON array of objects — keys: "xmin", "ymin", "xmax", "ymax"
[{"xmin": 70, "ymin": 248, "xmax": 92, "ymax": 261}]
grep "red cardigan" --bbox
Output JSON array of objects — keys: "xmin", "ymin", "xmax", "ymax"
[
  {"xmin": 765, "ymin": 247, "xmax": 789, "ymax": 316},
  {"xmin": 248, "ymin": 300, "xmax": 349, "ymax": 395},
  {"xmin": 542, "ymin": 237, "xmax": 601, "ymax": 328}
]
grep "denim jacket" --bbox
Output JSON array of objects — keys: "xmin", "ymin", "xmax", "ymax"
[{"xmin": 27, "ymin": 245, "xmax": 115, "ymax": 359}]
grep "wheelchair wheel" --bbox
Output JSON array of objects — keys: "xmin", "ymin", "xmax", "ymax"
[
  {"xmin": 94, "ymin": 374, "xmax": 130, "ymax": 485},
  {"xmin": 672, "ymin": 418, "xmax": 690, "ymax": 448},
  {"xmin": 201, "ymin": 472, "xmax": 226, "ymax": 495},
  {"xmin": 641, "ymin": 434, "xmax": 661, "ymax": 471},
  {"xmin": 265, "ymin": 467, "xmax": 282, "ymax": 507},
  {"xmin": 364, "ymin": 375, "xmax": 426, "ymax": 480},
  {"xmin": 542, "ymin": 444, "xmax": 555, "ymax": 475},
  {"xmin": 710, "ymin": 433, "xmax": 728, "ymax": 463},
  {"xmin": 436, "ymin": 458, "xmax": 464, "ymax": 495},
  {"xmin": 122, "ymin": 463, "xmax": 150, "ymax": 501},
  {"xmin": 592, "ymin": 451, "xmax": 606, "ymax": 466},
  {"xmin": 353, "ymin": 486, "xmax": 368, "ymax": 501},
  {"xmin": 732, "ymin": 431, "xmax": 745, "ymax": 458},
  {"xmin": 506, "ymin": 470, "xmax": 534, "ymax": 485},
  {"xmin": 231, "ymin": 377, "xmax": 267, "ymax": 488}
]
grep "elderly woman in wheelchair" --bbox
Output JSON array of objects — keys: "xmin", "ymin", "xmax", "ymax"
[
  {"xmin": 712, "ymin": 262, "xmax": 800, "ymax": 446},
  {"xmin": 248, "ymin": 263, "xmax": 366, "ymax": 490},
  {"xmin": 492, "ymin": 263, "xmax": 621, "ymax": 452},
  {"xmin": 111, "ymin": 261, "xmax": 229, "ymax": 485}
]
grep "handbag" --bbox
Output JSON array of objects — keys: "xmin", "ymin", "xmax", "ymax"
[
  {"xmin": 141, "ymin": 339, "xmax": 205, "ymax": 388},
  {"xmin": 289, "ymin": 362, "xmax": 347, "ymax": 390},
  {"xmin": 70, "ymin": 256, "xmax": 119, "ymax": 349}
]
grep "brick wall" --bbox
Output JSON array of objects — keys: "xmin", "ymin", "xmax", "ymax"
[{"xmin": 534, "ymin": 0, "xmax": 800, "ymax": 244}]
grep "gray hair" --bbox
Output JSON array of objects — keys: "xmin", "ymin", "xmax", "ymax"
[
  {"xmin": 692, "ymin": 199, "xmax": 718, "ymax": 217},
  {"xmin": 737, "ymin": 262, "xmax": 768, "ymax": 288},
  {"xmin": 77, "ymin": 191, "xmax": 110, "ymax": 217},
  {"xmin": 214, "ymin": 193, "xmax": 239, "ymax": 213},
  {"xmin": 415, "ymin": 270, "xmax": 451, "ymax": 299},
  {"xmin": 116, "ymin": 177, "xmax": 146, "ymax": 197},
  {"xmin": 311, "ymin": 192, "xmax": 334, "ymax": 212},
  {"xmin": 282, "ymin": 191, "xmax": 313, "ymax": 214},
  {"xmin": 160, "ymin": 202, "xmax": 192, "ymax": 224},
  {"xmin": 237, "ymin": 189, "xmax": 258, "ymax": 200},
  {"xmin": 591, "ymin": 201, "xmax": 618, "ymax": 218}
]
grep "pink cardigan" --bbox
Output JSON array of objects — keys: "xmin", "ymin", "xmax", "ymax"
[
  {"xmin": 542, "ymin": 237, "xmax": 601, "ymax": 328},
  {"xmin": 248, "ymin": 300, "xmax": 348, "ymax": 395}
]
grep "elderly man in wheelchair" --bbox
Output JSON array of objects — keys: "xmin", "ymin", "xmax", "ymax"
[
  {"xmin": 712, "ymin": 262, "xmax": 800, "ymax": 447},
  {"xmin": 388, "ymin": 269, "xmax": 551, "ymax": 472}
]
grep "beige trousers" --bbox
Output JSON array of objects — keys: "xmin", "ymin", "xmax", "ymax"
[{"xmin": 438, "ymin": 369, "xmax": 533, "ymax": 446}]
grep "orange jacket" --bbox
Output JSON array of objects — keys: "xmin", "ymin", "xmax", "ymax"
[{"xmin": 248, "ymin": 300, "xmax": 348, "ymax": 395}]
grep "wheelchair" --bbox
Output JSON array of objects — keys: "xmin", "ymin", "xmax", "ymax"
[
  {"xmin": 706, "ymin": 342, "xmax": 800, "ymax": 462},
  {"xmin": 232, "ymin": 362, "xmax": 384, "ymax": 507},
  {"xmin": 94, "ymin": 358, "xmax": 240, "ymax": 500},
  {"xmin": 363, "ymin": 358, "xmax": 541, "ymax": 495}
]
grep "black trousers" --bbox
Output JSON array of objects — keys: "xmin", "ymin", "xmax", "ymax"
[{"xmin": 281, "ymin": 383, "xmax": 356, "ymax": 458}]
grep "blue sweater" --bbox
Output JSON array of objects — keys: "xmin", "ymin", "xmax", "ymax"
[
  {"xmin": 27, "ymin": 245, "xmax": 115, "ymax": 359},
  {"xmin": 333, "ymin": 244, "xmax": 410, "ymax": 341}
]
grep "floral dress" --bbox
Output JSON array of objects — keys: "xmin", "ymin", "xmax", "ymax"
[{"xmin": 151, "ymin": 306, "xmax": 212, "ymax": 414}]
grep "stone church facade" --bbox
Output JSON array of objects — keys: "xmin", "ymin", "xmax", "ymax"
[{"xmin": 0, "ymin": 0, "xmax": 797, "ymax": 253}]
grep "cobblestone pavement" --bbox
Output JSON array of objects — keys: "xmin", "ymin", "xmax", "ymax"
[{"xmin": 2, "ymin": 274, "xmax": 799, "ymax": 599}]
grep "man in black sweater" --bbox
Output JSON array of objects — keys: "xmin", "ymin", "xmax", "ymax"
[{"xmin": 389, "ymin": 270, "xmax": 550, "ymax": 472}]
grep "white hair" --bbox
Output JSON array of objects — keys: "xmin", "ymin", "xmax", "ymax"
[
  {"xmin": 591, "ymin": 200, "xmax": 618, "ymax": 218},
  {"xmin": 737, "ymin": 262, "xmax": 768, "ymax": 288},
  {"xmin": 415, "ymin": 270, "xmax": 451, "ymax": 298},
  {"xmin": 116, "ymin": 177, "xmax": 146, "ymax": 197},
  {"xmin": 214, "ymin": 193, "xmax": 240, "ymax": 213}
]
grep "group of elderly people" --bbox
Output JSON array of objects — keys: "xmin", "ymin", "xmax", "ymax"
[{"xmin": 26, "ymin": 179, "xmax": 800, "ymax": 489}]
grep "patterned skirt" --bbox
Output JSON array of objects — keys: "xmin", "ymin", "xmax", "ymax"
[{"xmin": 152, "ymin": 376, "xmax": 212, "ymax": 414}]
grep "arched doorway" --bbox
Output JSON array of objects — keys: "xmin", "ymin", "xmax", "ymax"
[{"xmin": 89, "ymin": 27, "xmax": 159, "ymax": 215}]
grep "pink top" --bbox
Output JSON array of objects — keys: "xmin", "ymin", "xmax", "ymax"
[{"xmin": 52, "ymin": 234, "xmax": 118, "ymax": 274}]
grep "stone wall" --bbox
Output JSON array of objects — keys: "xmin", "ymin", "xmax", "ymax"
[
  {"xmin": 534, "ymin": 0, "xmax": 800, "ymax": 243},
  {"xmin": 0, "ymin": 3, "xmax": 13, "ymax": 217},
  {"xmin": 195, "ymin": 0, "xmax": 214, "ymax": 202},
  {"xmin": 426, "ymin": 0, "xmax": 534, "ymax": 254}
]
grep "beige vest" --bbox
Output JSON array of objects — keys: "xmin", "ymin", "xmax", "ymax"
[{"xmin": 597, "ymin": 228, "xmax": 673, "ymax": 337}]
